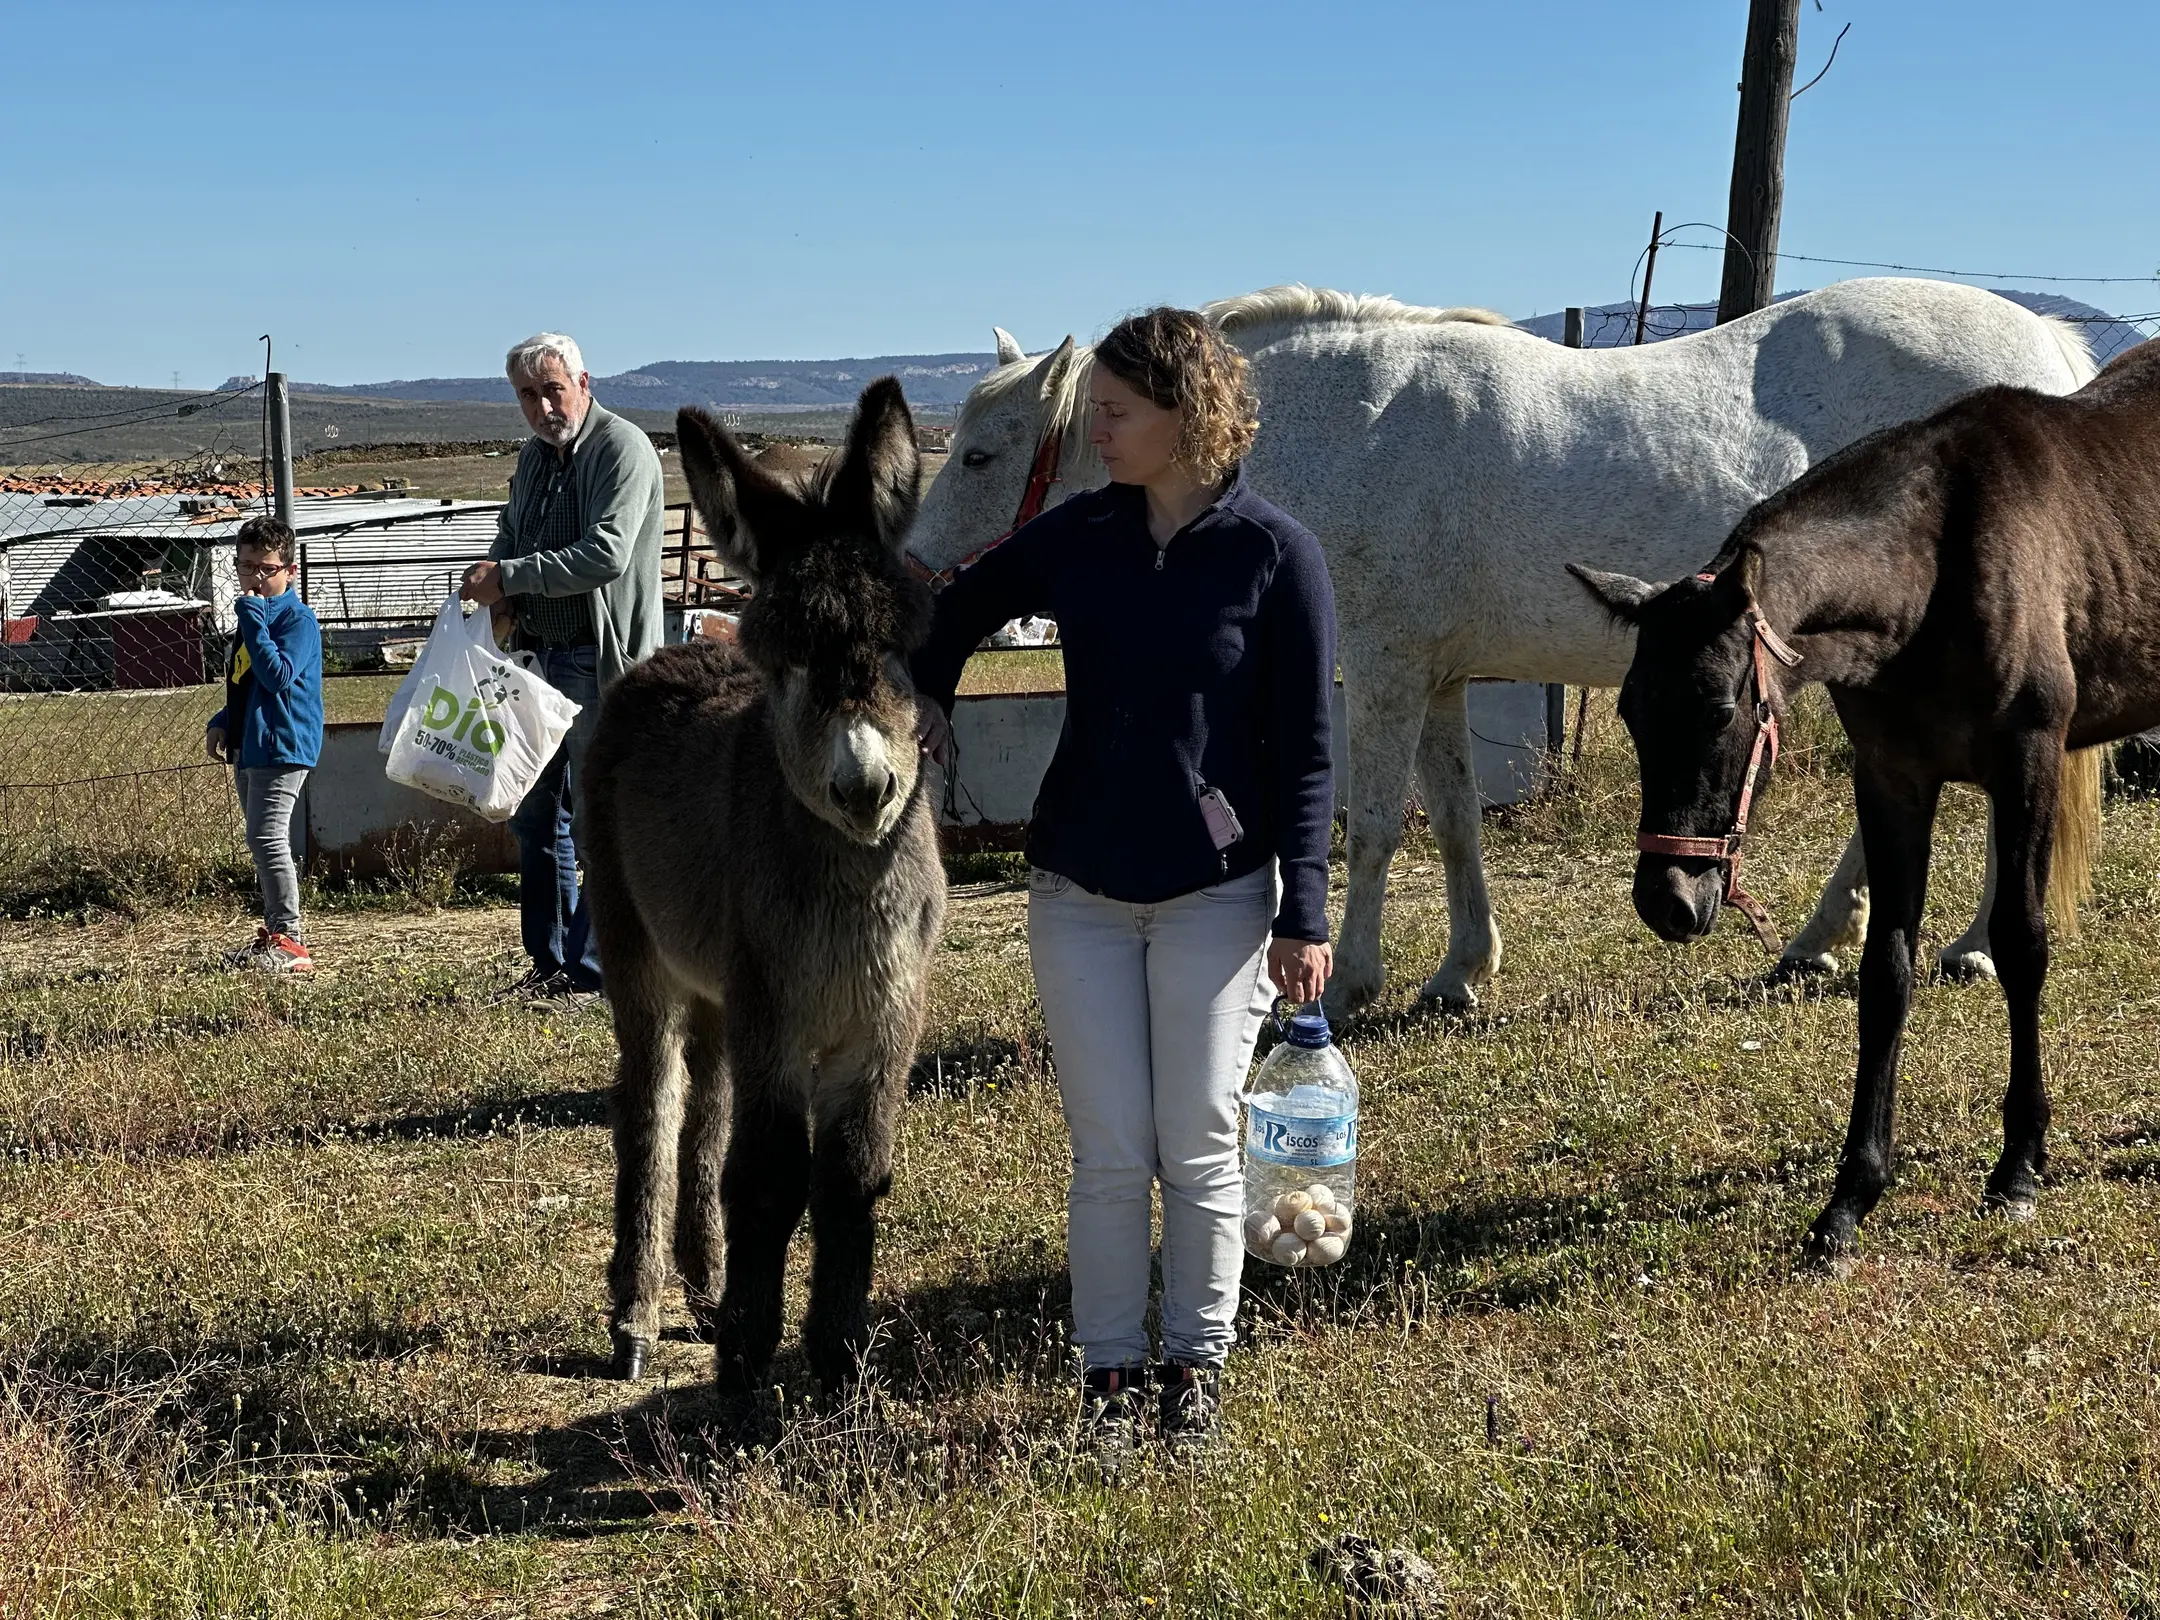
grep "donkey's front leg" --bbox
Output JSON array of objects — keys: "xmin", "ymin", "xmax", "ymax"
[
  {"xmin": 673, "ymin": 998, "xmax": 732, "ymax": 1335},
  {"xmin": 1326, "ymin": 653, "xmax": 1428, "ymax": 1020},
  {"xmin": 1414, "ymin": 683, "xmax": 1501, "ymax": 1010},
  {"xmin": 712, "ymin": 1042, "xmax": 813, "ymax": 1395},
  {"xmin": 803, "ymin": 1041, "xmax": 905, "ymax": 1396},
  {"xmin": 606, "ymin": 978, "xmax": 687, "ymax": 1380},
  {"xmin": 1981, "ymin": 740, "xmax": 2059, "ymax": 1219},
  {"xmin": 1807, "ymin": 769, "xmax": 1940, "ymax": 1265}
]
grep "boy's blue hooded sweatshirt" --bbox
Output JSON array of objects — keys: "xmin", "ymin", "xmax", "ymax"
[{"xmin": 207, "ymin": 591, "xmax": 324, "ymax": 768}]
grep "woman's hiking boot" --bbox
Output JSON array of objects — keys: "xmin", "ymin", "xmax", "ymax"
[
  {"xmin": 1079, "ymin": 1365, "xmax": 1150, "ymax": 1471},
  {"xmin": 1156, "ymin": 1361, "xmax": 1223, "ymax": 1460}
]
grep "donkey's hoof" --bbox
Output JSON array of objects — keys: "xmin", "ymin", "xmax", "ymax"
[
  {"xmin": 1936, "ymin": 948, "xmax": 1997, "ymax": 983},
  {"xmin": 610, "ymin": 1332, "xmax": 651, "ymax": 1382}
]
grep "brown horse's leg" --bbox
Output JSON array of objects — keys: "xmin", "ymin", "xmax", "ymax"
[
  {"xmin": 604, "ymin": 955, "xmax": 686, "ymax": 1380},
  {"xmin": 711, "ymin": 1038, "xmax": 813, "ymax": 1395},
  {"xmin": 803, "ymin": 1053, "xmax": 904, "ymax": 1397},
  {"xmin": 674, "ymin": 997, "xmax": 731, "ymax": 1335},
  {"xmin": 1807, "ymin": 763, "xmax": 1941, "ymax": 1263},
  {"xmin": 1981, "ymin": 735, "xmax": 2059, "ymax": 1218}
]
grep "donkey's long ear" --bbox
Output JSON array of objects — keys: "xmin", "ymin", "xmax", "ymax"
[
  {"xmin": 1037, "ymin": 336, "xmax": 1077, "ymax": 403},
  {"xmin": 993, "ymin": 327, "xmax": 1026, "ymax": 366},
  {"xmin": 677, "ymin": 406, "xmax": 797, "ymax": 579},
  {"xmin": 828, "ymin": 376, "xmax": 921, "ymax": 553},
  {"xmin": 1567, "ymin": 562, "xmax": 1664, "ymax": 623}
]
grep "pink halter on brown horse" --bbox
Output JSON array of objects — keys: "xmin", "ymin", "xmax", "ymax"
[{"xmin": 1573, "ymin": 337, "xmax": 2160, "ymax": 1263}]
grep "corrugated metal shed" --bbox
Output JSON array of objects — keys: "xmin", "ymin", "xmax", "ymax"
[{"xmin": 0, "ymin": 492, "xmax": 504, "ymax": 631}]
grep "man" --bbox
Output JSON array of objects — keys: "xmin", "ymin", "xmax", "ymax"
[{"xmin": 461, "ymin": 333, "xmax": 664, "ymax": 998}]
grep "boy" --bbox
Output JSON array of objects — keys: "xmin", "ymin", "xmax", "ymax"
[{"xmin": 205, "ymin": 516, "xmax": 324, "ymax": 973}]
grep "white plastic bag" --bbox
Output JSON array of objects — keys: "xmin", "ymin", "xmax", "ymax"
[{"xmin": 382, "ymin": 595, "xmax": 581, "ymax": 821}]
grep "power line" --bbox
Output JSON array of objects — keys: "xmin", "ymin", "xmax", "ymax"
[{"xmin": 0, "ymin": 381, "xmax": 263, "ymax": 449}]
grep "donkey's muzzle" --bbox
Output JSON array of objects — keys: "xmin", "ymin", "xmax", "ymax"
[
  {"xmin": 830, "ymin": 768, "xmax": 900, "ymax": 832},
  {"xmin": 1632, "ymin": 855, "xmax": 1723, "ymax": 943}
]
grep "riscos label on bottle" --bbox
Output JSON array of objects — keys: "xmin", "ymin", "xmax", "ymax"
[{"xmin": 1246, "ymin": 1105, "xmax": 1357, "ymax": 1168}]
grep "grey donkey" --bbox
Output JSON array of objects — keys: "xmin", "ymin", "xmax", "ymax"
[{"xmin": 580, "ymin": 376, "xmax": 946, "ymax": 1391}]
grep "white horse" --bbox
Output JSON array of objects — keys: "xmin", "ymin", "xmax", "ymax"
[{"xmin": 907, "ymin": 279, "xmax": 2097, "ymax": 1016}]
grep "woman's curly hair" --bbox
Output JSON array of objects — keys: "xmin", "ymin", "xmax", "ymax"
[{"xmin": 1094, "ymin": 307, "xmax": 1259, "ymax": 484}]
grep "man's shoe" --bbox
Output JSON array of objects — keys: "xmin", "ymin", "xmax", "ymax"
[
  {"xmin": 1079, "ymin": 1365, "xmax": 1150, "ymax": 1472},
  {"xmin": 1156, "ymin": 1361, "xmax": 1223, "ymax": 1460},
  {"xmin": 530, "ymin": 970, "xmax": 602, "ymax": 1007},
  {"xmin": 256, "ymin": 934, "xmax": 314, "ymax": 975},
  {"xmin": 221, "ymin": 927, "xmax": 270, "ymax": 969},
  {"xmin": 487, "ymin": 967, "xmax": 555, "ymax": 1004}
]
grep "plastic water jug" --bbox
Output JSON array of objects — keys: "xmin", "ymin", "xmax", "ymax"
[{"xmin": 1241, "ymin": 1004, "xmax": 1358, "ymax": 1268}]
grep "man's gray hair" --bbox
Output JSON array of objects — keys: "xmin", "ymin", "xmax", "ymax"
[{"xmin": 505, "ymin": 332, "xmax": 586, "ymax": 382}]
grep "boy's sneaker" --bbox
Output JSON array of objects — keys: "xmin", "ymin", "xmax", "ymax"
[
  {"xmin": 1079, "ymin": 1365, "xmax": 1150, "ymax": 1471},
  {"xmin": 221, "ymin": 927, "xmax": 270, "ymax": 969},
  {"xmin": 255, "ymin": 934, "xmax": 314, "ymax": 975},
  {"xmin": 1156, "ymin": 1362, "xmax": 1223, "ymax": 1460}
]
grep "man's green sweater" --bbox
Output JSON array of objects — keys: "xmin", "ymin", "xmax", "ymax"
[{"xmin": 489, "ymin": 401, "xmax": 666, "ymax": 691}]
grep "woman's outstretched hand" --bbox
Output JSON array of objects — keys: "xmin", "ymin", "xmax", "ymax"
[
  {"xmin": 1268, "ymin": 937, "xmax": 1332, "ymax": 1004},
  {"xmin": 915, "ymin": 696, "xmax": 955, "ymax": 769}
]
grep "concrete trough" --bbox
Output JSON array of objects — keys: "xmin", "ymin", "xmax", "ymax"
[{"xmin": 306, "ymin": 681, "xmax": 1556, "ymax": 875}]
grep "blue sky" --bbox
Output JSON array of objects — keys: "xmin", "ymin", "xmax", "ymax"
[{"xmin": 5, "ymin": 0, "xmax": 2155, "ymax": 386}]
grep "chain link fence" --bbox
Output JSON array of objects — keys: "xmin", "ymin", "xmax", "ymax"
[{"xmin": 0, "ymin": 376, "xmax": 523, "ymax": 906}]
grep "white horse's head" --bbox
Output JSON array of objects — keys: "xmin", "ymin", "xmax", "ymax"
[{"xmin": 907, "ymin": 329, "xmax": 1101, "ymax": 579}]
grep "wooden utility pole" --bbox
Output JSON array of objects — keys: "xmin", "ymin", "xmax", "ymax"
[
  {"xmin": 267, "ymin": 372, "xmax": 296, "ymax": 527},
  {"xmin": 1716, "ymin": 0, "xmax": 1802, "ymax": 324}
]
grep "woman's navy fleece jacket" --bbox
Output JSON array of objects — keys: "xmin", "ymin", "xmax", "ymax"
[{"xmin": 910, "ymin": 468, "xmax": 1337, "ymax": 943}]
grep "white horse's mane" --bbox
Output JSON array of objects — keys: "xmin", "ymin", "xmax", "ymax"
[
  {"xmin": 1204, "ymin": 283, "xmax": 1513, "ymax": 336},
  {"xmin": 965, "ymin": 284, "xmax": 1517, "ymax": 446}
]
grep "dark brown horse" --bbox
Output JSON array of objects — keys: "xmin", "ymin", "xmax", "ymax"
[{"xmin": 1573, "ymin": 338, "xmax": 2160, "ymax": 1260}]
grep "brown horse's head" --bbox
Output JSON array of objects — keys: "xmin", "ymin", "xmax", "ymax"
[
  {"xmin": 1570, "ymin": 549, "xmax": 1793, "ymax": 944},
  {"xmin": 677, "ymin": 379, "xmax": 931, "ymax": 844}
]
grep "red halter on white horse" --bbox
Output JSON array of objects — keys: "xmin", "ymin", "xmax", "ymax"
[
  {"xmin": 1633, "ymin": 572, "xmax": 1803, "ymax": 953},
  {"xmin": 904, "ymin": 428, "xmax": 1064, "ymax": 588}
]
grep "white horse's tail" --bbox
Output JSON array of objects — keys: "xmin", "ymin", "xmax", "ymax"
[{"xmin": 2039, "ymin": 314, "xmax": 2099, "ymax": 390}]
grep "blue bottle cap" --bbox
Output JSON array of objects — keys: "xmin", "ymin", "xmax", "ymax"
[{"xmin": 1284, "ymin": 1011, "xmax": 1333, "ymax": 1049}]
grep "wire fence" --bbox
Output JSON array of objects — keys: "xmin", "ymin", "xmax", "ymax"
[
  {"xmin": 1562, "ymin": 297, "xmax": 2158, "ymax": 358},
  {"xmin": 0, "ymin": 272, "xmax": 2150, "ymax": 902}
]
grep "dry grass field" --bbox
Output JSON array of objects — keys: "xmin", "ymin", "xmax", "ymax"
[{"xmin": 3, "ymin": 690, "xmax": 2157, "ymax": 1616}]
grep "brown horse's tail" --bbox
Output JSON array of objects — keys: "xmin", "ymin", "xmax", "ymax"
[{"xmin": 2049, "ymin": 746, "xmax": 2103, "ymax": 935}]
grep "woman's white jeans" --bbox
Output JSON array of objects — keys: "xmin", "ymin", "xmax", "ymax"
[{"xmin": 1027, "ymin": 863, "xmax": 1277, "ymax": 1370}]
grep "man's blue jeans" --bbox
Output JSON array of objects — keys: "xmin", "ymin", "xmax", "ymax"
[{"xmin": 509, "ymin": 644, "xmax": 603, "ymax": 988}]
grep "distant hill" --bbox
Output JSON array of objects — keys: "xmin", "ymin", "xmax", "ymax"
[
  {"xmin": 269, "ymin": 353, "xmax": 1000, "ymax": 412},
  {"xmin": 1515, "ymin": 288, "xmax": 2146, "ymax": 363},
  {"xmin": 1, "ymin": 371, "xmax": 101, "ymax": 387}
]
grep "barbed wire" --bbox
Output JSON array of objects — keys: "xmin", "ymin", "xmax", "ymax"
[{"xmin": 1651, "ymin": 238, "xmax": 2157, "ymax": 286}]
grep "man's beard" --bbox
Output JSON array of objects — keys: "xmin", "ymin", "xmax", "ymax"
[{"xmin": 535, "ymin": 412, "xmax": 575, "ymax": 447}]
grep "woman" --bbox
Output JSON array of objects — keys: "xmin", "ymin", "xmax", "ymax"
[{"xmin": 912, "ymin": 307, "xmax": 1336, "ymax": 1462}]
